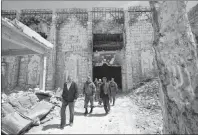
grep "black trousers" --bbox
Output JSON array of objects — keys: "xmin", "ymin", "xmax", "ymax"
[
  {"xmin": 60, "ymin": 99, "xmax": 74, "ymax": 126},
  {"xmin": 102, "ymin": 95, "xmax": 110, "ymax": 113}
]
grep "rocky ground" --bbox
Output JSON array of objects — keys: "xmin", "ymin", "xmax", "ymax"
[{"xmin": 26, "ymin": 80, "xmax": 163, "ymax": 134}]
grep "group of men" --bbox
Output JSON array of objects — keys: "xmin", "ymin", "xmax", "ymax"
[{"xmin": 59, "ymin": 75, "xmax": 118, "ymax": 129}]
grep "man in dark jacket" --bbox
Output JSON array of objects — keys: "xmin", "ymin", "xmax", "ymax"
[
  {"xmin": 60, "ymin": 75, "xmax": 78, "ymax": 129},
  {"xmin": 83, "ymin": 76, "xmax": 96, "ymax": 115},
  {"xmin": 100, "ymin": 77, "xmax": 111, "ymax": 114}
]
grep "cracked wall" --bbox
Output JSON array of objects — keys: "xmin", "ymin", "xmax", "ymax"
[
  {"xmin": 125, "ymin": 9, "xmax": 155, "ymax": 90},
  {"xmin": 2, "ymin": 8, "xmax": 157, "ymax": 92},
  {"xmin": 150, "ymin": 1, "xmax": 198, "ymax": 134},
  {"xmin": 56, "ymin": 14, "xmax": 92, "ymax": 92},
  {"xmin": 1, "ymin": 56, "xmax": 19, "ymax": 93}
]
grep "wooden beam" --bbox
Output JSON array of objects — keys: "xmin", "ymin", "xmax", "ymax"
[{"xmin": 2, "ymin": 49, "xmax": 39, "ymax": 56}]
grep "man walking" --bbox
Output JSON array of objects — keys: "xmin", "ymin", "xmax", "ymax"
[
  {"xmin": 98, "ymin": 79, "xmax": 102, "ymax": 105},
  {"xmin": 100, "ymin": 77, "xmax": 111, "ymax": 114},
  {"xmin": 109, "ymin": 78, "xmax": 118, "ymax": 106},
  {"xmin": 83, "ymin": 76, "xmax": 96, "ymax": 116},
  {"xmin": 94, "ymin": 78, "xmax": 99, "ymax": 102},
  {"xmin": 60, "ymin": 75, "xmax": 78, "ymax": 129}
]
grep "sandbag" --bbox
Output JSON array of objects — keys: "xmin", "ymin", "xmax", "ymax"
[
  {"xmin": 27, "ymin": 93, "xmax": 39, "ymax": 105},
  {"xmin": 25, "ymin": 100, "xmax": 54, "ymax": 120},
  {"xmin": 17, "ymin": 96, "xmax": 33, "ymax": 109},
  {"xmin": 2, "ymin": 102, "xmax": 15, "ymax": 117},
  {"xmin": 8, "ymin": 98, "xmax": 28, "ymax": 114},
  {"xmin": 2, "ymin": 112, "xmax": 32, "ymax": 135}
]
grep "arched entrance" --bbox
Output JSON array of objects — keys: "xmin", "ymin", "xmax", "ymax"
[{"xmin": 93, "ymin": 63, "xmax": 122, "ymax": 89}]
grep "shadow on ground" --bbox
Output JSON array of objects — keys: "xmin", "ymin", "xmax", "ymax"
[
  {"xmin": 42, "ymin": 124, "xmax": 60, "ymax": 131},
  {"xmin": 42, "ymin": 123, "xmax": 71, "ymax": 131},
  {"xmin": 88, "ymin": 113, "xmax": 107, "ymax": 117},
  {"xmin": 94, "ymin": 105, "xmax": 104, "ymax": 108},
  {"xmin": 74, "ymin": 111, "xmax": 85, "ymax": 116},
  {"xmin": 74, "ymin": 111, "xmax": 106, "ymax": 117}
]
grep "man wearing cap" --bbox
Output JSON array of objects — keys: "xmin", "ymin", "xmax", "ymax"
[
  {"xmin": 109, "ymin": 78, "xmax": 118, "ymax": 106},
  {"xmin": 60, "ymin": 75, "xmax": 78, "ymax": 129},
  {"xmin": 100, "ymin": 77, "xmax": 111, "ymax": 114},
  {"xmin": 83, "ymin": 76, "xmax": 96, "ymax": 115}
]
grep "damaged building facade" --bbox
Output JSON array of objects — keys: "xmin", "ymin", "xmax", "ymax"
[{"xmin": 1, "ymin": 7, "xmax": 156, "ymax": 93}]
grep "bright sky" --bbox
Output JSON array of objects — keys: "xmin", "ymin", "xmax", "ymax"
[{"xmin": 2, "ymin": 1, "xmax": 198, "ymax": 11}]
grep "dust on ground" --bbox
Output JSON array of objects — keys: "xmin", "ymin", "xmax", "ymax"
[{"xmin": 26, "ymin": 81, "xmax": 163, "ymax": 134}]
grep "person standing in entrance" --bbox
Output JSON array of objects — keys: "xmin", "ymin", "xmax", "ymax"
[
  {"xmin": 60, "ymin": 75, "xmax": 78, "ymax": 129},
  {"xmin": 98, "ymin": 79, "xmax": 103, "ymax": 105},
  {"xmin": 94, "ymin": 78, "xmax": 99, "ymax": 101},
  {"xmin": 83, "ymin": 76, "xmax": 96, "ymax": 116},
  {"xmin": 109, "ymin": 78, "xmax": 118, "ymax": 106},
  {"xmin": 100, "ymin": 77, "xmax": 111, "ymax": 114}
]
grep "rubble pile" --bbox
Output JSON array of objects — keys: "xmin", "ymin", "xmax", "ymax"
[
  {"xmin": 1, "ymin": 90, "xmax": 56, "ymax": 135},
  {"xmin": 48, "ymin": 106, "xmax": 61, "ymax": 118},
  {"xmin": 130, "ymin": 79, "xmax": 161, "ymax": 110},
  {"xmin": 46, "ymin": 88, "xmax": 62, "ymax": 118},
  {"xmin": 128, "ymin": 79, "xmax": 163, "ymax": 134},
  {"xmin": 2, "ymin": 93, "xmax": 8, "ymax": 103}
]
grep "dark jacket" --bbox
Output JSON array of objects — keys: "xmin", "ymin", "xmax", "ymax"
[
  {"xmin": 100, "ymin": 82, "xmax": 111, "ymax": 98},
  {"xmin": 62, "ymin": 81, "xmax": 78, "ymax": 102}
]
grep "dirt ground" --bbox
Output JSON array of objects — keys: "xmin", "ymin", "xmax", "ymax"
[{"xmin": 26, "ymin": 93, "xmax": 163, "ymax": 134}]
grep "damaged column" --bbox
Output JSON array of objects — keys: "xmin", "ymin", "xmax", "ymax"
[
  {"xmin": 46, "ymin": 11, "xmax": 57, "ymax": 90},
  {"xmin": 124, "ymin": 10, "xmax": 133, "ymax": 91},
  {"xmin": 122, "ymin": 11, "xmax": 133, "ymax": 91},
  {"xmin": 39, "ymin": 54, "xmax": 47, "ymax": 91},
  {"xmin": 87, "ymin": 9, "xmax": 93, "ymax": 78}
]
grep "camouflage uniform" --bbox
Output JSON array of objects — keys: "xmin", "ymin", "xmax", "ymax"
[{"xmin": 83, "ymin": 81, "xmax": 96, "ymax": 109}]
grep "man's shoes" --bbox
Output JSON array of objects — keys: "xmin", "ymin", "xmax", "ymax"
[
  {"xmin": 105, "ymin": 111, "xmax": 109, "ymax": 115},
  {"xmin": 84, "ymin": 108, "xmax": 88, "ymax": 116},
  {"xmin": 105, "ymin": 109, "xmax": 109, "ymax": 115},
  {"xmin": 69, "ymin": 122, "xmax": 73, "ymax": 127},
  {"xmin": 60, "ymin": 125, "xmax": 64, "ymax": 130},
  {"xmin": 89, "ymin": 107, "xmax": 93, "ymax": 114}
]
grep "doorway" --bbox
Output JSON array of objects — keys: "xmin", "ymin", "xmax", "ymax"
[{"xmin": 93, "ymin": 64, "xmax": 122, "ymax": 89}]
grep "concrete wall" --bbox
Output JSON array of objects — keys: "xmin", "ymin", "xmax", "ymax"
[
  {"xmin": 56, "ymin": 12, "xmax": 92, "ymax": 92},
  {"xmin": 151, "ymin": 1, "xmax": 198, "ymax": 133},
  {"xmin": 2, "ymin": 8, "xmax": 156, "ymax": 92},
  {"xmin": 124, "ymin": 9, "xmax": 155, "ymax": 90},
  {"xmin": 17, "ymin": 55, "xmax": 41, "ymax": 88},
  {"xmin": 1, "ymin": 56, "xmax": 19, "ymax": 93},
  {"xmin": 18, "ymin": 20, "xmax": 52, "ymax": 89}
]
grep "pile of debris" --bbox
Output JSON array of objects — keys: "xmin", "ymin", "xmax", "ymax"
[
  {"xmin": 129, "ymin": 79, "xmax": 161, "ymax": 110},
  {"xmin": 1, "ymin": 88, "xmax": 63, "ymax": 135}
]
